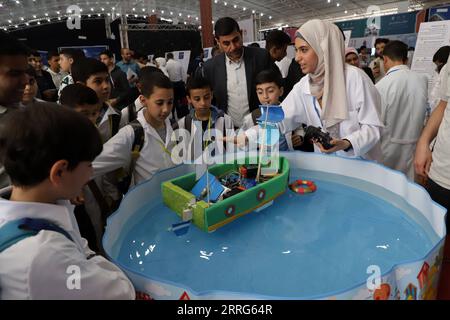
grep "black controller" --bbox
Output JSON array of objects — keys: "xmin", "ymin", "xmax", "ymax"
[{"xmin": 303, "ymin": 125, "xmax": 334, "ymax": 150}]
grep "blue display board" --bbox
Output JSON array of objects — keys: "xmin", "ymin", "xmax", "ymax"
[
  {"xmin": 58, "ymin": 45, "xmax": 109, "ymax": 59},
  {"xmin": 429, "ymin": 6, "xmax": 450, "ymax": 21}
]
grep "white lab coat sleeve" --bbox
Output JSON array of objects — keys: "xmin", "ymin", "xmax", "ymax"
[
  {"xmin": 279, "ymin": 84, "xmax": 308, "ymax": 135},
  {"xmin": 28, "ymin": 234, "xmax": 135, "ymax": 300},
  {"xmin": 92, "ymin": 125, "xmax": 134, "ymax": 179},
  {"xmin": 343, "ymin": 72, "xmax": 382, "ymax": 157}
]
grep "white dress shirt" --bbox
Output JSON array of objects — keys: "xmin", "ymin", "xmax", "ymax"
[
  {"xmin": 225, "ymin": 54, "xmax": 250, "ymax": 128},
  {"xmin": 166, "ymin": 59, "xmax": 184, "ymax": 82}
]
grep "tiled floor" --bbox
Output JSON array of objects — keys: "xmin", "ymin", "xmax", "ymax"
[{"xmin": 438, "ymin": 237, "xmax": 450, "ymax": 300}]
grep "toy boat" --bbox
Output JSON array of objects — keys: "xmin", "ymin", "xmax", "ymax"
[{"xmin": 162, "ymin": 156, "xmax": 290, "ymax": 232}]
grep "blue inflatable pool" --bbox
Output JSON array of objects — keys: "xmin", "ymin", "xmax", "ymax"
[{"xmin": 103, "ymin": 152, "xmax": 446, "ymax": 300}]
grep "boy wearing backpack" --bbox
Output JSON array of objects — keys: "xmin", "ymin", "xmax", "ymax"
[
  {"xmin": 177, "ymin": 76, "xmax": 234, "ymax": 162},
  {"xmin": 92, "ymin": 72, "xmax": 177, "ymax": 190},
  {"xmin": 0, "ymin": 104, "xmax": 135, "ymax": 299},
  {"xmin": 119, "ymin": 66, "xmax": 164, "ymax": 128},
  {"xmin": 71, "ymin": 58, "xmax": 121, "ymax": 142}
]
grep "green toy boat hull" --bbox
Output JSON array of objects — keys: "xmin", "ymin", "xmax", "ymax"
[{"xmin": 162, "ymin": 157, "xmax": 290, "ymax": 232}]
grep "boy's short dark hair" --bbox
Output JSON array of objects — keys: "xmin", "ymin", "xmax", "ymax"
[
  {"xmin": 214, "ymin": 17, "xmax": 240, "ymax": 38},
  {"xmin": 265, "ymin": 30, "xmax": 291, "ymax": 52},
  {"xmin": 0, "ymin": 31, "xmax": 30, "ymax": 56},
  {"xmin": 47, "ymin": 50, "xmax": 59, "ymax": 60},
  {"xmin": 71, "ymin": 58, "xmax": 109, "ymax": 83},
  {"xmin": 60, "ymin": 84, "xmax": 99, "ymax": 109},
  {"xmin": 186, "ymin": 76, "xmax": 212, "ymax": 96},
  {"xmin": 59, "ymin": 48, "xmax": 86, "ymax": 61},
  {"xmin": 0, "ymin": 103, "xmax": 102, "ymax": 187},
  {"xmin": 29, "ymin": 50, "xmax": 41, "ymax": 59},
  {"xmin": 383, "ymin": 40, "xmax": 408, "ymax": 62},
  {"xmin": 100, "ymin": 50, "xmax": 114, "ymax": 58},
  {"xmin": 375, "ymin": 38, "xmax": 390, "ymax": 46},
  {"xmin": 166, "ymin": 52, "xmax": 174, "ymax": 60},
  {"xmin": 140, "ymin": 72, "xmax": 173, "ymax": 98},
  {"xmin": 139, "ymin": 66, "xmax": 163, "ymax": 81},
  {"xmin": 255, "ymin": 69, "xmax": 284, "ymax": 88}
]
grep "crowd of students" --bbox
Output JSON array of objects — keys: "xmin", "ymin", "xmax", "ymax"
[{"xmin": 0, "ymin": 16, "xmax": 450, "ymax": 300}]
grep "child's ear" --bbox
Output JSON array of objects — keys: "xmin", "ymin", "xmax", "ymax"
[
  {"xmin": 279, "ymin": 87, "xmax": 284, "ymax": 99},
  {"xmin": 139, "ymin": 95, "xmax": 146, "ymax": 105},
  {"xmin": 49, "ymin": 160, "xmax": 69, "ymax": 185},
  {"xmin": 186, "ymin": 95, "xmax": 192, "ymax": 105}
]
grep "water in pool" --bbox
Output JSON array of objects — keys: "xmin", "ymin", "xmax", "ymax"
[{"xmin": 116, "ymin": 169, "xmax": 437, "ymax": 298}]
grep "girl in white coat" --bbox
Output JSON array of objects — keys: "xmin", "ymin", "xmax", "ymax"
[{"xmin": 279, "ymin": 20, "xmax": 383, "ymax": 161}]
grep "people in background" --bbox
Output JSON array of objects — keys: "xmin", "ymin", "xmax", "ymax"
[
  {"xmin": 71, "ymin": 58, "xmax": 120, "ymax": 143},
  {"xmin": 99, "ymin": 50, "xmax": 130, "ymax": 109},
  {"xmin": 46, "ymin": 51, "xmax": 68, "ymax": 90},
  {"xmin": 370, "ymin": 38, "xmax": 389, "ymax": 83},
  {"xmin": 345, "ymin": 47, "xmax": 375, "ymax": 83},
  {"xmin": 166, "ymin": 52, "xmax": 188, "ymax": 119},
  {"xmin": 29, "ymin": 51, "xmax": 57, "ymax": 101},
  {"xmin": 154, "ymin": 56, "xmax": 170, "ymax": 77},
  {"xmin": 22, "ymin": 65, "xmax": 44, "ymax": 106},
  {"xmin": 199, "ymin": 17, "xmax": 276, "ymax": 128},
  {"xmin": 376, "ymin": 40, "xmax": 428, "ymax": 180},
  {"xmin": 57, "ymin": 48, "xmax": 85, "ymax": 99},
  {"xmin": 266, "ymin": 30, "xmax": 292, "ymax": 63},
  {"xmin": 117, "ymin": 48, "xmax": 140, "ymax": 87},
  {"xmin": 187, "ymin": 51, "xmax": 205, "ymax": 77},
  {"xmin": 358, "ymin": 45, "xmax": 371, "ymax": 68}
]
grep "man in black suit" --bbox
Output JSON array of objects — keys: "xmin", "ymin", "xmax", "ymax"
[{"xmin": 198, "ymin": 17, "xmax": 277, "ymax": 128}]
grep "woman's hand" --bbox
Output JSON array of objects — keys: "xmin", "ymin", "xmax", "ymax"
[{"xmin": 315, "ymin": 138, "xmax": 351, "ymax": 154}]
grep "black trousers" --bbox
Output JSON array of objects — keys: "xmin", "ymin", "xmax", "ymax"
[
  {"xmin": 172, "ymin": 81, "xmax": 188, "ymax": 119},
  {"xmin": 426, "ymin": 178, "xmax": 450, "ymax": 229}
]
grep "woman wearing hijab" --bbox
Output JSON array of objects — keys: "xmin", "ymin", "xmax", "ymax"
[
  {"xmin": 279, "ymin": 19, "xmax": 383, "ymax": 161},
  {"xmin": 345, "ymin": 47, "xmax": 376, "ymax": 84}
]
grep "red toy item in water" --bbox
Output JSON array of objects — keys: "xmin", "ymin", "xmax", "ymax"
[{"xmin": 289, "ymin": 180, "xmax": 317, "ymax": 194}]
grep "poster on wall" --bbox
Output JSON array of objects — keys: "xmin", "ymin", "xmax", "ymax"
[
  {"xmin": 344, "ymin": 30, "xmax": 352, "ymax": 47},
  {"xmin": 166, "ymin": 50, "xmax": 191, "ymax": 82},
  {"xmin": 429, "ymin": 6, "xmax": 450, "ymax": 21},
  {"xmin": 58, "ymin": 45, "xmax": 109, "ymax": 59},
  {"xmin": 238, "ymin": 18, "xmax": 255, "ymax": 43},
  {"xmin": 411, "ymin": 21, "xmax": 450, "ymax": 97}
]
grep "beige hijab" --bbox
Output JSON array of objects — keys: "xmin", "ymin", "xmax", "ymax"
[{"xmin": 297, "ymin": 19, "xmax": 348, "ymax": 129}]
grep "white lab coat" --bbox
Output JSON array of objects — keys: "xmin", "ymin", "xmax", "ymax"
[
  {"xmin": 279, "ymin": 65, "xmax": 383, "ymax": 161},
  {"xmin": 0, "ymin": 199, "xmax": 135, "ymax": 300},
  {"xmin": 93, "ymin": 109, "xmax": 176, "ymax": 186},
  {"xmin": 120, "ymin": 97, "xmax": 145, "ymax": 128},
  {"xmin": 98, "ymin": 103, "xmax": 122, "ymax": 142},
  {"xmin": 376, "ymin": 65, "xmax": 428, "ymax": 180}
]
